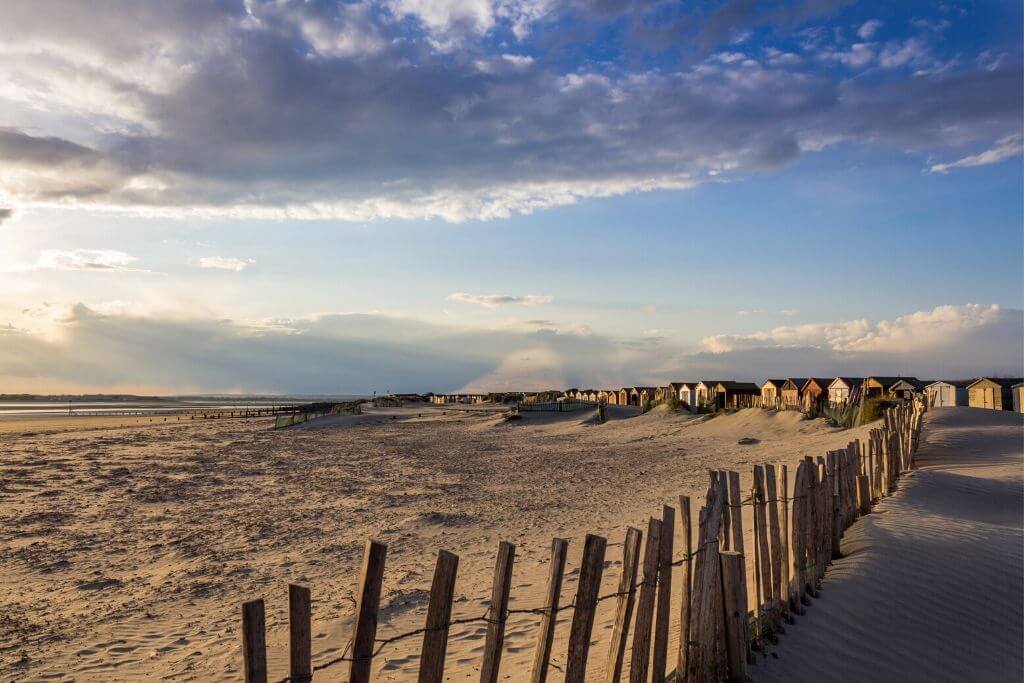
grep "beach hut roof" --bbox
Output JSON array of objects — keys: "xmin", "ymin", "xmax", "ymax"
[
  {"xmin": 784, "ymin": 378, "xmax": 808, "ymax": 389},
  {"xmin": 967, "ymin": 377, "xmax": 1024, "ymax": 389},
  {"xmin": 761, "ymin": 379, "xmax": 787, "ymax": 389},
  {"xmin": 830, "ymin": 377, "xmax": 863, "ymax": 389},
  {"xmin": 925, "ymin": 380, "xmax": 972, "ymax": 388}
]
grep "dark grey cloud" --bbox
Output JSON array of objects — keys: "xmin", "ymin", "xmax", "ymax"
[{"xmin": 0, "ymin": 0, "xmax": 1018, "ymax": 220}]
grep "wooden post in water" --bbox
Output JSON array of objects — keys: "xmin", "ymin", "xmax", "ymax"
[
  {"xmin": 677, "ymin": 496, "xmax": 693, "ymax": 683},
  {"xmin": 629, "ymin": 517, "xmax": 663, "ymax": 683},
  {"xmin": 481, "ymin": 541, "xmax": 516, "ymax": 683},
  {"xmin": 420, "ymin": 550, "xmax": 459, "ymax": 683},
  {"xmin": 351, "ymin": 539, "xmax": 387, "ymax": 683},
  {"xmin": 289, "ymin": 585, "xmax": 312, "ymax": 683},
  {"xmin": 652, "ymin": 505, "xmax": 675, "ymax": 682},
  {"xmin": 606, "ymin": 528, "xmax": 643, "ymax": 683},
  {"xmin": 720, "ymin": 551, "xmax": 748, "ymax": 683},
  {"xmin": 565, "ymin": 534, "xmax": 607, "ymax": 683},
  {"xmin": 242, "ymin": 599, "xmax": 267, "ymax": 683},
  {"xmin": 530, "ymin": 538, "xmax": 569, "ymax": 683}
]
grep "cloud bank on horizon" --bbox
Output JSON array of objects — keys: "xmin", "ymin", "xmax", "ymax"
[
  {"xmin": 0, "ymin": 0, "xmax": 1020, "ymax": 222},
  {"xmin": 1, "ymin": 302, "xmax": 1019, "ymax": 395}
]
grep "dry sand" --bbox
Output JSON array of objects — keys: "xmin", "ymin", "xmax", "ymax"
[
  {"xmin": 3, "ymin": 404, "xmax": 879, "ymax": 680},
  {"xmin": 758, "ymin": 406, "xmax": 1024, "ymax": 682}
]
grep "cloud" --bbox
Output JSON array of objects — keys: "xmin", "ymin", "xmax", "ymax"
[
  {"xmin": 198, "ymin": 256, "xmax": 256, "ymax": 272},
  {"xmin": 780, "ymin": 308, "xmax": 800, "ymax": 317},
  {"xmin": 0, "ymin": 2, "xmax": 1018, "ymax": 222},
  {"xmin": 36, "ymin": 249, "xmax": 142, "ymax": 272},
  {"xmin": 448, "ymin": 292, "xmax": 553, "ymax": 308},
  {"xmin": 857, "ymin": 19, "xmax": 881, "ymax": 40},
  {"xmin": 929, "ymin": 134, "xmax": 1024, "ymax": 174}
]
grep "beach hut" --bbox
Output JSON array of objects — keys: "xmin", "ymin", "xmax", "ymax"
[
  {"xmin": 654, "ymin": 387, "xmax": 667, "ymax": 403},
  {"xmin": 714, "ymin": 381, "xmax": 760, "ymax": 409},
  {"xmin": 864, "ymin": 376, "xmax": 917, "ymax": 397},
  {"xmin": 924, "ymin": 381, "xmax": 969, "ymax": 407},
  {"xmin": 967, "ymin": 377, "xmax": 1023, "ymax": 410},
  {"xmin": 677, "ymin": 382, "xmax": 697, "ymax": 408},
  {"xmin": 696, "ymin": 381, "xmax": 727, "ymax": 407},
  {"xmin": 781, "ymin": 378, "xmax": 807, "ymax": 407},
  {"xmin": 801, "ymin": 378, "xmax": 832, "ymax": 402},
  {"xmin": 828, "ymin": 377, "xmax": 862, "ymax": 404},
  {"xmin": 1014, "ymin": 383, "xmax": 1024, "ymax": 413},
  {"xmin": 619, "ymin": 388, "xmax": 630, "ymax": 406},
  {"xmin": 637, "ymin": 387, "xmax": 658, "ymax": 406},
  {"xmin": 760, "ymin": 379, "xmax": 787, "ymax": 406},
  {"xmin": 887, "ymin": 378, "xmax": 924, "ymax": 400},
  {"xmin": 605, "ymin": 390, "xmax": 617, "ymax": 405}
]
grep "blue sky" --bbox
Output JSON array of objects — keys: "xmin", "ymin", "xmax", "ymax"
[{"xmin": 0, "ymin": 0, "xmax": 1021, "ymax": 393}]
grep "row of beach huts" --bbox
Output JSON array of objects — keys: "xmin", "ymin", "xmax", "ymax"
[{"xmin": 562, "ymin": 376, "xmax": 1024, "ymax": 412}]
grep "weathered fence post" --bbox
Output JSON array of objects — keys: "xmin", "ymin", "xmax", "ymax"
[
  {"xmin": 764, "ymin": 463, "xmax": 784, "ymax": 630},
  {"xmin": 565, "ymin": 534, "xmax": 607, "ymax": 683},
  {"xmin": 727, "ymin": 472, "xmax": 744, "ymax": 555},
  {"xmin": 718, "ymin": 470, "xmax": 731, "ymax": 551},
  {"xmin": 629, "ymin": 517, "xmax": 663, "ymax": 682},
  {"xmin": 677, "ymin": 495, "xmax": 693, "ymax": 683},
  {"xmin": 242, "ymin": 599, "xmax": 267, "ymax": 683},
  {"xmin": 289, "ymin": 585, "xmax": 312, "ymax": 683},
  {"xmin": 420, "ymin": 550, "xmax": 459, "ymax": 683},
  {"xmin": 752, "ymin": 465, "xmax": 773, "ymax": 637},
  {"xmin": 351, "ymin": 539, "xmax": 387, "ymax": 683},
  {"xmin": 530, "ymin": 538, "xmax": 569, "ymax": 683},
  {"xmin": 481, "ymin": 541, "xmax": 516, "ymax": 683},
  {"xmin": 790, "ymin": 462, "xmax": 808, "ymax": 613},
  {"xmin": 689, "ymin": 475, "xmax": 727, "ymax": 681},
  {"xmin": 720, "ymin": 551, "xmax": 748, "ymax": 683},
  {"xmin": 779, "ymin": 464, "xmax": 791, "ymax": 622},
  {"xmin": 653, "ymin": 505, "xmax": 675, "ymax": 682},
  {"xmin": 606, "ymin": 528, "xmax": 643, "ymax": 682}
]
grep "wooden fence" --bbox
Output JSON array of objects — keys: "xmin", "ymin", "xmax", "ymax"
[{"xmin": 239, "ymin": 397, "xmax": 925, "ymax": 682}]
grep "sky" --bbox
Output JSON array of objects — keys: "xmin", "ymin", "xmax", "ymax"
[{"xmin": 0, "ymin": 0, "xmax": 1022, "ymax": 394}]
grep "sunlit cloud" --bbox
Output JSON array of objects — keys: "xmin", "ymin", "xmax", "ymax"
[
  {"xmin": 929, "ymin": 134, "xmax": 1023, "ymax": 174},
  {"xmin": 448, "ymin": 292, "xmax": 553, "ymax": 308},
  {"xmin": 198, "ymin": 256, "xmax": 255, "ymax": 272}
]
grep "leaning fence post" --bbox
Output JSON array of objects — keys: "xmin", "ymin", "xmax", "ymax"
[
  {"xmin": 289, "ymin": 585, "xmax": 312, "ymax": 683},
  {"xmin": 676, "ymin": 495, "xmax": 693, "ymax": 683},
  {"xmin": 629, "ymin": 516, "xmax": 663, "ymax": 682},
  {"xmin": 720, "ymin": 551, "xmax": 749, "ymax": 683},
  {"xmin": 420, "ymin": 550, "xmax": 459, "ymax": 683},
  {"xmin": 652, "ymin": 505, "xmax": 675, "ymax": 682},
  {"xmin": 530, "ymin": 538, "xmax": 569, "ymax": 683},
  {"xmin": 242, "ymin": 599, "xmax": 267, "ymax": 683},
  {"xmin": 351, "ymin": 539, "xmax": 387, "ymax": 683},
  {"xmin": 481, "ymin": 541, "xmax": 516, "ymax": 683},
  {"xmin": 565, "ymin": 534, "xmax": 608, "ymax": 683},
  {"xmin": 606, "ymin": 527, "xmax": 643, "ymax": 682}
]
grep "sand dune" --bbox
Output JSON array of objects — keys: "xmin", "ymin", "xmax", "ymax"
[
  {"xmin": 3, "ymin": 405, "xmax": 876, "ymax": 680},
  {"xmin": 756, "ymin": 407, "xmax": 1023, "ymax": 682}
]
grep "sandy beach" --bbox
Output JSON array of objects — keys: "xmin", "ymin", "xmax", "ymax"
[
  {"xmin": 2, "ymin": 403, "xmax": 882, "ymax": 680},
  {"xmin": 757, "ymin": 406, "xmax": 1024, "ymax": 682}
]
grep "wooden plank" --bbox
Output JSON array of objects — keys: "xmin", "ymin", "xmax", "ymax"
[
  {"xmin": 720, "ymin": 551, "xmax": 749, "ymax": 683},
  {"xmin": 790, "ymin": 463, "xmax": 808, "ymax": 614},
  {"xmin": 753, "ymin": 465, "xmax": 774, "ymax": 609},
  {"xmin": 351, "ymin": 539, "xmax": 387, "ymax": 683},
  {"xmin": 779, "ymin": 464, "xmax": 791, "ymax": 621},
  {"xmin": 727, "ymin": 471, "xmax": 744, "ymax": 556},
  {"xmin": 858, "ymin": 475, "xmax": 871, "ymax": 516},
  {"xmin": 565, "ymin": 534, "xmax": 608, "ymax": 683},
  {"xmin": 764, "ymin": 463, "xmax": 784, "ymax": 627},
  {"xmin": 689, "ymin": 475, "xmax": 727, "ymax": 681},
  {"xmin": 676, "ymin": 495, "xmax": 693, "ymax": 683},
  {"xmin": 481, "ymin": 541, "xmax": 516, "ymax": 683},
  {"xmin": 718, "ymin": 470, "xmax": 731, "ymax": 551},
  {"xmin": 289, "ymin": 585, "xmax": 312, "ymax": 683},
  {"xmin": 652, "ymin": 505, "xmax": 675, "ymax": 683},
  {"xmin": 419, "ymin": 550, "xmax": 459, "ymax": 683},
  {"xmin": 605, "ymin": 527, "xmax": 643, "ymax": 683},
  {"xmin": 629, "ymin": 517, "xmax": 663, "ymax": 683},
  {"xmin": 530, "ymin": 538, "xmax": 569, "ymax": 683},
  {"xmin": 242, "ymin": 599, "xmax": 267, "ymax": 683}
]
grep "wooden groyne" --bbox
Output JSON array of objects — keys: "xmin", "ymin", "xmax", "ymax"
[{"xmin": 239, "ymin": 398, "xmax": 925, "ymax": 682}]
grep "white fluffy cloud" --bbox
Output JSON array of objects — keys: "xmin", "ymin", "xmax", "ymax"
[
  {"xmin": 448, "ymin": 292, "xmax": 553, "ymax": 308},
  {"xmin": 198, "ymin": 256, "xmax": 255, "ymax": 272},
  {"xmin": 930, "ymin": 134, "xmax": 1023, "ymax": 174}
]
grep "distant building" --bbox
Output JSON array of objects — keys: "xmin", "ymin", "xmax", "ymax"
[
  {"xmin": 781, "ymin": 378, "xmax": 807, "ymax": 407},
  {"xmin": 924, "ymin": 381, "xmax": 970, "ymax": 407},
  {"xmin": 864, "ymin": 376, "xmax": 919, "ymax": 397},
  {"xmin": 967, "ymin": 377, "xmax": 1023, "ymax": 411},
  {"xmin": 828, "ymin": 377, "xmax": 863, "ymax": 404},
  {"xmin": 676, "ymin": 382, "xmax": 697, "ymax": 408},
  {"xmin": 1014, "ymin": 383, "xmax": 1024, "ymax": 413},
  {"xmin": 887, "ymin": 378, "xmax": 925, "ymax": 400},
  {"xmin": 696, "ymin": 380, "xmax": 728, "ymax": 407},
  {"xmin": 619, "ymin": 388, "xmax": 631, "ymax": 405},
  {"xmin": 801, "ymin": 378, "xmax": 832, "ymax": 404},
  {"xmin": 760, "ymin": 379, "xmax": 787, "ymax": 405},
  {"xmin": 714, "ymin": 381, "xmax": 760, "ymax": 409}
]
